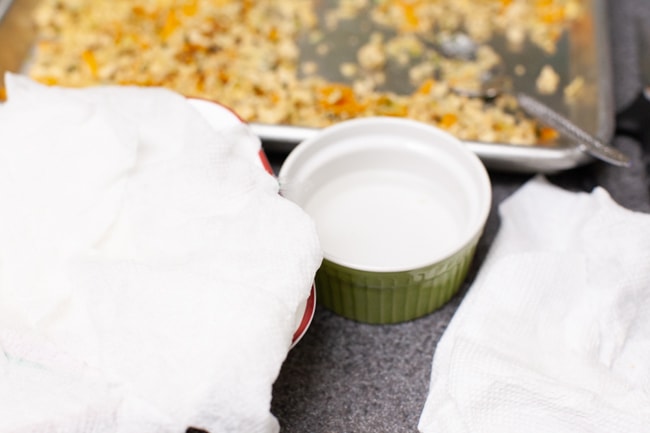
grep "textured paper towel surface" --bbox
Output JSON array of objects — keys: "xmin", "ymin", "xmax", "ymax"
[
  {"xmin": 0, "ymin": 74, "xmax": 322, "ymax": 433},
  {"xmin": 419, "ymin": 176, "xmax": 650, "ymax": 433}
]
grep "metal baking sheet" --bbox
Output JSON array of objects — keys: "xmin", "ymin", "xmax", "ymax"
[
  {"xmin": 0, "ymin": 0, "xmax": 613, "ymax": 173},
  {"xmin": 253, "ymin": 0, "xmax": 614, "ymax": 173}
]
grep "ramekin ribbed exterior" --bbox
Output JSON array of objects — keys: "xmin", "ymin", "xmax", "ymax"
[{"xmin": 315, "ymin": 234, "xmax": 479, "ymax": 324}]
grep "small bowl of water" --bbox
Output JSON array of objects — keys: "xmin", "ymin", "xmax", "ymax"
[{"xmin": 278, "ymin": 116, "xmax": 491, "ymax": 324}]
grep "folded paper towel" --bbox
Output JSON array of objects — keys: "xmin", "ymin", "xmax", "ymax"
[
  {"xmin": 419, "ymin": 176, "xmax": 650, "ymax": 433},
  {"xmin": 0, "ymin": 74, "xmax": 322, "ymax": 433}
]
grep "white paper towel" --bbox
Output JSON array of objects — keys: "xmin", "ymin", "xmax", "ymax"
[
  {"xmin": 0, "ymin": 74, "xmax": 322, "ymax": 433},
  {"xmin": 419, "ymin": 176, "xmax": 650, "ymax": 433}
]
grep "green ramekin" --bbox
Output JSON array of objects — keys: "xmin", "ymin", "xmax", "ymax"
[{"xmin": 278, "ymin": 116, "xmax": 491, "ymax": 324}]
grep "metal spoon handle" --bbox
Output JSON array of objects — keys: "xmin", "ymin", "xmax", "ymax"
[{"xmin": 517, "ymin": 93, "xmax": 631, "ymax": 167}]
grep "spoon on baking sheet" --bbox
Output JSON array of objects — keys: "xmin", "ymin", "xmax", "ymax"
[
  {"xmin": 434, "ymin": 33, "xmax": 630, "ymax": 167},
  {"xmin": 447, "ymin": 63, "xmax": 510, "ymax": 100},
  {"xmin": 425, "ymin": 32, "xmax": 511, "ymax": 100},
  {"xmin": 517, "ymin": 93, "xmax": 631, "ymax": 167}
]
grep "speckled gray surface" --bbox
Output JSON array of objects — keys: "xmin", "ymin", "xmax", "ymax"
[{"xmin": 269, "ymin": 1, "xmax": 650, "ymax": 431}]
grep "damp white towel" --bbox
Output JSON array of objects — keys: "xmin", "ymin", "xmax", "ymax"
[
  {"xmin": 419, "ymin": 176, "xmax": 650, "ymax": 433},
  {"xmin": 0, "ymin": 73, "xmax": 322, "ymax": 433}
]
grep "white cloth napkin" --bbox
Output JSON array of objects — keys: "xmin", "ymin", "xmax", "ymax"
[
  {"xmin": 0, "ymin": 74, "xmax": 322, "ymax": 433},
  {"xmin": 419, "ymin": 176, "xmax": 650, "ymax": 433}
]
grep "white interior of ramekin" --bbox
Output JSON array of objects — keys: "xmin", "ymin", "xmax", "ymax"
[{"xmin": 279, "ymin": 117, "xmax": 491, "ymax": 273}]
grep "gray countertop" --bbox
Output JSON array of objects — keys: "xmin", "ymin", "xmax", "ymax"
[{"xmin": 269, "ymin": 0, "xmax": 650, "ymax": 431}]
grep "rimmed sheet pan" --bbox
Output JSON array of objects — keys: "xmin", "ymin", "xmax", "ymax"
[{"xmin": 0, "ymin": 0, "xmax": 613, "ymax": 173}]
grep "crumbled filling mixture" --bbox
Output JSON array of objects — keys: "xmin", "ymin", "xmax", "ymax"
[
  {"xmin": 28, "ymin": 0, "xmax": 583, "ymax": 145},
  {"xmin": 536, "ymin": 64, "xmax": 560, "ymax": 95}
]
